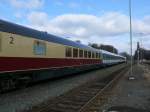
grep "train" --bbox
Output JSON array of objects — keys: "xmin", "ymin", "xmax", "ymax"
[{"xmin": 0, "ymin": 19, "xmax": 126, "ymax": 92}]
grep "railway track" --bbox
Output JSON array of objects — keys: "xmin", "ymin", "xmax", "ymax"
[{"xmin": 24, "ymin": 65, "xmax": 129, "ymax": 112}]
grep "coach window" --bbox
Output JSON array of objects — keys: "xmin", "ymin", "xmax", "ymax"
[
  {"xmin": 0, "ymin": 37, "xmax": 1, "ymax": 52},
  {"xmin": 88, "ymin": 51, "xmax": 91, "ymax": 58},
  {"xmin": 73, "ymin": 48, "xmax": 78, "ymax": 58},
  {"xmin": 92, "ymin": 52, "xmax": 95, "ymax": 58},
  {"xmin": 96, "ymin": 52, "xmax": 98, "ymax": 59},
  {"xmin": 98, "ymin": 53, "xmax": 100, "ymax": 59},
  {"xmin": 103, "ymin": 54, "xmax": 105, "ymax": 60},
  {"xmin": 84, "ymin": 50, "xmax": 88, "ymax": 58},
  {"xmin": 34, "ymin": 40, "xmax": 46, "ymax": 55},
  {"xmin": 66, "ymin": 47, "xmax": 72, "ymax": 57},
  {"xmin": 79, "ymin": 49, "xmax": 83, "ymax": 58},
  {"xmin": 0, "ymin": 35, "xmax": 1, "ymax": 52},
  {"xmin": 99, "ymin": 53, "xmax": 101, "ymax": 59}
]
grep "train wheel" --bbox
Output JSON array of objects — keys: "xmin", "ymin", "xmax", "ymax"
[
  {"xmin": 15, "ymin": 77, "xmax": 31, "ymax": 89},
  {"xmin": 0, "ymin": 79, "xmax": 16, "ymax": 93}
]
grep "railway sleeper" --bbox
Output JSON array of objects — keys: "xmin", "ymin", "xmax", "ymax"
[
  {"xmin": 61, "ymin": 97, "xmax": 88, "ymax": 104},
  {"xmin": 88, "ymin": 83, "xmax": 106, "ymax": 89},
  {"xmin": 79, "ymin": 88, "xmax": 103, "ymax": 95},
  {"xmin": 64, "ymin": 98, "xmax": 89, "ymax": 104},
  {"xmin": 79, "ymin": 89, "xmax": 99, "ymax": 94},
  {"xmin": 70, "ymin": 94, "xmax": 91, "ymax": 99},
  {"xmin": 45, "ymin": 109, "xmax": 66, "ymax": 112},
  {"xmin": 48, "ymin": 106, "xmax": 77, "ymax": 112},
  {"xmin": 85, "ymin": 87, "xmax": 101, "ymax": 92},
  {"xmin": 59, "ymin": 100, "xmax": 85, "ymax": 106},
  {"xmin": 57, "ymin": 103, "xmax": 81, "ymax": 110},
  {"xmin": 78, "ymin": 89, "xmax": 100, "ymax": 95},
  {"xmin": 77, "ymin": 93, "xmax": 97, "ymax": 98}
]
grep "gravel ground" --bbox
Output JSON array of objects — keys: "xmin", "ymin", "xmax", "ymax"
[
  {"xmin": 99, "ymin": 64, "xmax": 150, "ymax": 112},
  {"xmin": 0, "ymin": 64, "xmax": 125, "ymax": 112}
]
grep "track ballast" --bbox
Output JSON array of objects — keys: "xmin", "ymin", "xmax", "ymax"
[{"xmin": 24, "ymin": 65, "xmax": 129, "ymax": 112}]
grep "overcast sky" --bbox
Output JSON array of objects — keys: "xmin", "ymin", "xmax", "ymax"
[{"xmin": 0, "ymin": 0, "xmax": 150, "ymax": 53}]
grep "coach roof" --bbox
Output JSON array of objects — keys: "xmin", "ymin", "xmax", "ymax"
[
  {"xmin": 0, "ymin": 19, "xmax": 99, "ymax": 52},
  {"xmin": 100, "ymin": 50, "xmax": 126, "ymax": 58}
]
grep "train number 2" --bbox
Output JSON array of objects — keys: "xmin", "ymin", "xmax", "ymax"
[{"xmin": 9, "ymin": 36, "xmax": 14, "ymax": 44}]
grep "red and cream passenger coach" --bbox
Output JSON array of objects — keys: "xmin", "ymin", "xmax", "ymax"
[{"xmin": 0, "ymin": 19, "xmax": 104, "ymax": 91}]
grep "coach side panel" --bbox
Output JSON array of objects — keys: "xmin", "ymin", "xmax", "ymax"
[{"xmin": 0, "ymin": 31, "xmax": 66, "ymax": 58}]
